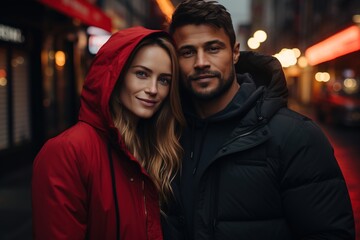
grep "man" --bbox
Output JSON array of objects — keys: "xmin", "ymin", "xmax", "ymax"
[{"xmin": 163, "ymin": 0, "xmax": 355, "ymax": 239}]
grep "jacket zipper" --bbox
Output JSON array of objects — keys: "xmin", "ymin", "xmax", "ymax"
[
  {"xmin": 220, "ymin": 122, "xmax": 267, "ymax": 149},
  {"xmin": 210, "ymin": 166, "xmax": 220, "ymax": 240},
  {"xmin": 142, "ymin": 179, "xmax": 149, "ymax": 240},
  {"xmin": 200, "ymin": 123, "xmax": 268, "ymax": 238},
  {"xmin": 198, "ymin": 123, "xmax": 268, "ymax": 178}
]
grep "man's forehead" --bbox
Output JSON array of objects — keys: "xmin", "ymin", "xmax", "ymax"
[{"xmin": 173, "ymin": 24, "xmax": 229, "ymax": 48}]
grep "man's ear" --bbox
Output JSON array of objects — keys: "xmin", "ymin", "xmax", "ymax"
[{"xmin": 233, "ymin": 42, "xmax": 240, "ymax": 64}]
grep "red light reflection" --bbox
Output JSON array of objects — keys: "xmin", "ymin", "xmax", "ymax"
[{"xmin": 331, "ymin": 139, "xmax": 360, "ymax": 237}]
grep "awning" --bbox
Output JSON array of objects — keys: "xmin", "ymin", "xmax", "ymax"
[{"xmin": 39, "ymin": 0, "xmax": 112, "ymax": 32}]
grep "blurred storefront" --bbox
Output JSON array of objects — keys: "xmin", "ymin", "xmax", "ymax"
[
  {"xmin": 0, "ymin": 0, "xmax": 113, "ymax": 172},
  {"xmin": 305, "ymin": 25, "xmax": 360, "ymax": 125},
  {"xmin": 0, "ymin": 0, "xmax": 172, "ymax": 172},
  {"xmin": 246, "ymin": 0, "xmax": 360, "ymax": 116},
  {"xmin": 0, "ymin": 24, "xmax": 31, "ymax": 157}
]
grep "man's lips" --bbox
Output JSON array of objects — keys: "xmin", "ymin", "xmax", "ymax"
[{"xmin": 190, "ymin": 75, "xmax": 217, "ymax": 81}]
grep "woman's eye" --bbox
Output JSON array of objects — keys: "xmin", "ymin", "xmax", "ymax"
[
  {"xmin": 159, "ymin": 77, "xmax": 171, "ymax": 86},
  {"xmin": 135, "ymin": 71, "xmax": 147, "ymax": 78}
]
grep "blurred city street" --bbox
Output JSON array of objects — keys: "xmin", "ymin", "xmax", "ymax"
[
  {"xmin": 1, "ymin": 0, "xmax": 360, "ymax": 239},
  {"xmin": 0, "ymin": 100, "xmax": 359, "ymax": 240}
]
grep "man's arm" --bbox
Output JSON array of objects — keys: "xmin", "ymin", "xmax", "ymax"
[{"xmin": 280, "ymin": 119, "xmax": 355, "ymax": 239}]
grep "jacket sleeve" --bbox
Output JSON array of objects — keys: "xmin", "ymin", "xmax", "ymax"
[
  {"xmin": 32, "ymin": 137, "xmax": 88, "ymax": 239},
  {"xmin": 280, "ymin": 119, "xmax": 355, "ymax": 239}
]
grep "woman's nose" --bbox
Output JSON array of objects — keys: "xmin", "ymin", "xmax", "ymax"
[{"xmin": 144, "ymin": 79, "xmax": 158, "ymax": 95}]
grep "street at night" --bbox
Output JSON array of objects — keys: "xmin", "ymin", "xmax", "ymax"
[{"xmin": 1, "ymin": 0, "xmax": 360, "ymax": 239}]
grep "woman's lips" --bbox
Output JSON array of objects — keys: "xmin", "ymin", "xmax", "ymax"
[{"xmin": 137, "ymin": 97, "xmax": 158, "ymax": 107}]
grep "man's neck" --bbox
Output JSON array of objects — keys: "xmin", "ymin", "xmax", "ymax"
[{"xmin": 194, "ymin": 81, "xmax": 240, "ymax": 119}]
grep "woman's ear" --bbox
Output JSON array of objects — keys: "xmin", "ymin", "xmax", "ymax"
[{"xmin": 233, "ymin": 42, "xmax": 240, "ymax": 64}]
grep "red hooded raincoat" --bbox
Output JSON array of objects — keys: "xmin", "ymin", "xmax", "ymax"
[{"xmin": 32, "ymin": 27, "xmax": 167, "ymax": 240}]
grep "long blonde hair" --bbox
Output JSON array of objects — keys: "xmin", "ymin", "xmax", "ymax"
[{"xmin": 110, "ymin": 35, "xmax": 185, "ymax": 204}]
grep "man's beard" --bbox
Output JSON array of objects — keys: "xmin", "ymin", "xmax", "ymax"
[{"xmin": 184, "ymin": 67, "xmax": 236, "ymax": 101}]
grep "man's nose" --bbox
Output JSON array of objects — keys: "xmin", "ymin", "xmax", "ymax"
[{"xmin": 194, "ymin": 51, "xmax": 210, "ymax": 69}]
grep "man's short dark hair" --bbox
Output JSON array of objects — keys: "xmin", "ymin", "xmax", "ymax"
[{"xmin": 169, "ymin": 0, "xmax": 236, "ymax": 48}]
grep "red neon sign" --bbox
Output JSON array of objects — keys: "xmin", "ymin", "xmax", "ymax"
[
  {"xmin": 305, "ymin": 25, "xmax": 360, "ymax": 66},
  {"xmin": 39, "ymin": 0, "xmax": 112, "ymax": 32}
]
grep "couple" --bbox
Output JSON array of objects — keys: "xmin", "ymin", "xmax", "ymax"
[{"xmin": 32, "ymin": 0, "xmax": 355, "ymax": 239}]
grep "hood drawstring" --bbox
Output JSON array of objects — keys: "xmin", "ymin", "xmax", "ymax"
[
  {"xmin": 191, "ymin": 120, "xmax": 209, "ymax": 175},
  {"xmin": 255, "ymin": 91, "xmax": 266, "ymax": 123},
  {"xmin": 108, "ymin": 144, "xmax": 120, "ymax": 240}
]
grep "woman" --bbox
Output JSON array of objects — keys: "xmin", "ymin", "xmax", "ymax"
[{"xmin": 32, "ymin": 26, "xmax": 185, "ymax": 240}]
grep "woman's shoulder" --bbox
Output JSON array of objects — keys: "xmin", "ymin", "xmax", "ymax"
[
  {"xmin": 34, "ymin": 122, "xmax": 107, "ymax": 176},
  {"xmin": 49, "ymin": 122, "xmax": 102, "ymax": 145},
  {"xmin": 36, "ymin": 122, "xmax": 105, "ymax": 163}
]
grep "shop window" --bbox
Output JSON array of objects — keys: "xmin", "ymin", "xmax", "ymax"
[
  {"xmin": 0, "ymin": 48, "xmax": 9, "ymax": 150},
  {"xmin": 0, "ymin": 47, "xmax": 31, "ymax": 151},
  {"xmin": 12, "ymin": 50, "xmax": 31, "ymax": 145},
  {"xmin": 42, "ymin": 35, "xmax": 77, "ymax": 138}
]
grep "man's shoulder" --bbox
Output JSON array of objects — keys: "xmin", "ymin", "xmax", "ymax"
[
  {"xmin": 269, "ymin": 107, "xmax": 323, "ymax": 134},
  {"xmin": 276, "ymin": 107, "xmax": 311, "ymax": 121},
  {"xmin": 269, "ymin": 107, "xmax": 328, "ymax": 144}
]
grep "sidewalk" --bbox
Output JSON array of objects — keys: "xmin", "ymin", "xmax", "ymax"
[{"xmin": 0, "ymin": 164, "xmax": 32, "ymax": 240}]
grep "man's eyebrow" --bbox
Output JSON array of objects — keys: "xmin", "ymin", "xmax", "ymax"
[
  {"xmin": 177, "ymin": 44, "xmax": 195, "ymax": 50},
  {"xmin": 204, "ymin": 40, "xmax": 226, "ymax": 47},
  {"xmin": 178, "ymin": 40, "xmax": 226, "ymax": 50}
]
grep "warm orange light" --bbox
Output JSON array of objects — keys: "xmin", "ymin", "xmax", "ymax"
[
  {"xmin": 155, "ymin": 0, "xmax": 175, "ymax": 22},
  {"xmin": 0, "ymin": 69, "xmax": 6, "ymax": 78},
  {"xmin": 305, "ymin": 25, "xmax": 360, "ymax": 66},
  {"xmin": 55, "ymin": 51, "xmax": 66, "ymax": 67}
]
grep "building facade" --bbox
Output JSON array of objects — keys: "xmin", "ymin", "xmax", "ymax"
[{"xmin": 0, "ymin": 0, "xmax": 168, "ymax": 173}]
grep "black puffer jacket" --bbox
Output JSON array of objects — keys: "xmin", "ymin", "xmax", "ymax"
[{"xmin": 163, "ymin": 51, "xmax": 355, "ymax": 240}]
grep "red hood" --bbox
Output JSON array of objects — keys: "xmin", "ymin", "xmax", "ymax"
[{"xmin": 78, "ymin": 26, "xmax": 169, "ymax": 137}]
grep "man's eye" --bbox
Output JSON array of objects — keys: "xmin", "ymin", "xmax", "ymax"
[
  {"xmin": 207, "ymin": 46, "xmax": 220, "ymax": 53},
  {"xmin": 159, "ymin": 77, "xmax": 171, "ymax": 86},
  {"xmin": 135, "ymin": 71, "xmax": 147, "ymax": 78},
  {"xmin": 179, "ymin": 49, "xmax": 195, "ymax": 58}
]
